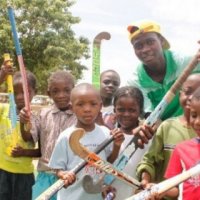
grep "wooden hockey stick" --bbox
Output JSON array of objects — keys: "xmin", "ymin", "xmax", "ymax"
[
  {"xmin": 36, "ymin": 128, "xmax": 114, "ymax": 200},
  {"xmin": 145, "ymin": 54, "xmax": 199, "ymax": 126},
  {"xmin": 92, "ymin": 32, "xmax": 111, "ymax": 88},
  {"xmin": 125, "ymin": 163, "xmax": 200, "ymax": 200},
  {"xmin": 82, "ymin": 134, "xmax": 140, "ymax": 193},
  {"xmin": 69, "ymin": 128, "xmax": 141, "ymax": 189}
]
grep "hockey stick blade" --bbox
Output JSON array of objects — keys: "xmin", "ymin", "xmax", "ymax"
[
  {"xmin": 69, "ymin": 129, "xmax": 141, "ymax": 189},
  {"xmin": 83, "ymin": 134, "xmax": 140, "ymax": 193},
  {"xmin": 36, "ymin": 128, "xmax": 114, "ymax": 200}
]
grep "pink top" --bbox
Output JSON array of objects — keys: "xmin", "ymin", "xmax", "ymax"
[{"xmin": 32, "ymin": 104, "xmax": 76, "ymax": 171}]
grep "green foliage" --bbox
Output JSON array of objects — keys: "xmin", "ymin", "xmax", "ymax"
[{"xmin": 0, "ymin": 0, "xmax": 90, "ymax": 93}]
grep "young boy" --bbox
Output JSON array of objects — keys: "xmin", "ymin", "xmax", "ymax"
[
  {"xmin": 163, "ymin": 86, "xmax": 200, "ymax": 200},
  {"xmin": 136, "ymin": 73, "xmax": 200, "ymax": 200},
  {"xmin": 145, "ymin": 87, "xmax": 200, "ymax": 200},
  {"xmin": 0, "ymin": 60, "xmax": 37, "ymax": 200},
  {"xmin": 49, "ymin": 83, "xmax": 124, "ymax": 200},
  {"xmin": 31, "ymin": 70, "xmax": 77, "ymax": 200},
  {"xmin": 99, "ymin": 70, "xmax": 120, "ymax": 129}
]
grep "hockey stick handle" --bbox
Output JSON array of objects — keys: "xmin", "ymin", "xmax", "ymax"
[
  {"xmin": 86, "ymin": 153, "xmax": 141, "ymax": 187},
  {"xmin": 145, "ymin": 54, "xmax": 199, "ymax": 126},
  {"xmin": 104, "ymin": 134, "xmax": 140, "ymax": 185},
  {"xmin": 7, "ymin": 6, "xmax": 30, "ymax": 114},
  {"xmin": 3, "ymin": 53, "xmax": 13, "ymax": 93},
  {"xmin": 125, "ymin": 163, "xmax": 200, "ymax": 200},
  {"xmin": 169, "ymin": 56, "xmax": 198, "ymax": 94},
  {"xmin": 36, "ymin": 135, "xmax": 115, "ymax": 200}
]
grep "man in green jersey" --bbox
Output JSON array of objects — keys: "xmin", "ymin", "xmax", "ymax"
[{"xmin": 127, "ymin": 20, "xmax": 200, "ymax": 120}]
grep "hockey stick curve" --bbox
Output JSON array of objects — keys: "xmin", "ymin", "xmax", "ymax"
[
  {"xmin": 35, "ymin": 128, "xmax": 114, "ymax": 200},
  {"xmin": 92, "ymin": 32, "xmax": 111, "ymax": 88},
  {"xmin": 69, "ymin": 128, "xmax": 141, "ymax": 189}
]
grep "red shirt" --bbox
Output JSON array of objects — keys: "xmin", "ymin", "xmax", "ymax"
[{"xmin": 165, "ymin": 139, "xmax": 200, "ymax": 200}]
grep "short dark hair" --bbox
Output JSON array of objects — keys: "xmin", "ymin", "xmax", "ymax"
[
  {"xmin": 13, "ymin": 70, "xmax": 37, "ymax": 90},
  {"xmin": 100, "ymin": 69, "xmax": 120, "ymax": 82},
  {"xmin": 48, "ymin": 70, "xmax": 75, "ymax": 90}
]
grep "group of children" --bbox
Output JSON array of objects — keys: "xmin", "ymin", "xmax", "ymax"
[{"xmin": 0, "ymin": 56, "xmax": 200, "ymax": 200}]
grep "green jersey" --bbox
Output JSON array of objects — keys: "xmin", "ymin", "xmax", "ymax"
[{"xmin": 128, "ymin": 50, "xmax": 200, "ymax": 120}]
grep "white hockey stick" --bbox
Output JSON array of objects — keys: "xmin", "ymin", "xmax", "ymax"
[{"xmin": 125, "ymin": 163, "xmax": 200, "ymax": 200}]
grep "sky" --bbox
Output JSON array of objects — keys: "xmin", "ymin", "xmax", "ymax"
[{"xmin": 70, "ymin": 0, "xmax": 200, "ymax": 85}]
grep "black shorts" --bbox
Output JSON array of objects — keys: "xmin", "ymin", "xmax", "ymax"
[{"xmin": 0, "ymin": 169, "xmax": 35, "ymax": 200}]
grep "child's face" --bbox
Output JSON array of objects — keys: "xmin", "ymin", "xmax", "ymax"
[
  {"xmin": 14, "ymin": 80, "xmax": 35, "ymax": 111},
  {"xmin": 179, "ymin": 75, "xmax": 200, "ymax": 112},
  {"xmin": 190, "ymin": 99, "xmax": 200, "ymax": 137},
  {"xmin": 114, "ymin": 96, "xmax": 140, "ymax": 131},
  {"xmin": 48, "ymin": 79, "xmax": 73, "ymax": 110},
  {"xmin": 100, "ymin": 72, "xmax": 120, "ymax": 99},
  {"xmin": 72, "ymin": 90, "xmax": 102, "ymax": 131}
]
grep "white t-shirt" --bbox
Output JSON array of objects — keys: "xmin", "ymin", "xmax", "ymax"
[
  {"xmin": 49, "ymin": 124, "xmax": 112, "ymax": 200},
  {"xmin": 112, "ymin": 134, "xmax": 151, "ymax": 200}
]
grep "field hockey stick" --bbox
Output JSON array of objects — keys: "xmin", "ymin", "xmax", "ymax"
[
  {"xmin": 82, "ymin": 134, "xmax": 140, "ymax": 193},
  {"xmin": 107, "ymin": 52, "xmax": 199, "ymax": 183},
  {"xmin": 36, "ymin": 128, "xmax": 114, "ymax": 200},
  {"xmin": 125, "ymin": 162, "xmax": 200, "ymax": 200},
  {"xmin": 3, "ymin": 53, "xmax": 18, "ymax": 155},
  {"xmin": 145, "ymin": 54, "xmax": 199, "ymax": 126},
  {"xmin": 83, "ymin": 52, "xmax": 199, "ymax": 196},
  {"xmin": 69, "ymin": 128, "xmax": 141, "ymax": 189},
  {"xmin": 7, "ymin": 5, "xmax": 31, "ymax": 130},
  {"xmin": 92, "ymin": 32, "xmax": 111, "ymax": 88}
]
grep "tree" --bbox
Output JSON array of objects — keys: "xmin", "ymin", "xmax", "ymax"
[{"xmin": 0, "ymin": 0, "xmax": 90, "ymax": 93}]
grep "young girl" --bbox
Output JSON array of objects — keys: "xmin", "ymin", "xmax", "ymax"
[
  {"xmin": 136, "ymin": 73, "xmax": 200, "ymax": 200},
  {"xmin": 49, "ymin": 83, "xmax": 124, "ymax": 200},
  {"xmin": 0, "ymin": 60, "xmax": 37, "ymax": 200},
  {"xmin": 102, "ymin": 86, "xmax": 151, "ymax": 200},
  {"xmin": 147, "ymin": 86, "xmax": 200, "ymax": 200},
  {"xmin": 31, "ymin": 70, "xmax": 77, "ymax": 200},
  {"xmin": 164, "ymin": 86, "xmax": 200, "ymax": 200}
]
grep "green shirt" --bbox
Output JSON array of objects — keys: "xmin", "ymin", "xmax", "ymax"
[{"xmin": 128, "ymin": 50, "xmax": 200, "ymax": 120}]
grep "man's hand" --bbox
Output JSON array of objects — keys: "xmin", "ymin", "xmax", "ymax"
[{"xmin": 132, "ymin": 125, "xmax": 154, "ymax": 148}]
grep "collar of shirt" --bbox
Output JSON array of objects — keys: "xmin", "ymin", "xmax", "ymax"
[
  {"xmin": 51, "ymin": 104, "xmax": 73, "ymax": 115},
  {"xmin": 137, "ymin": 50, "xmax": 176, "ymax": 88}
]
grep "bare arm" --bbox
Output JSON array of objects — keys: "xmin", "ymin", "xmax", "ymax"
[
  {"xmin": 107, "ymin": 128, "xmax": 124, "ymax": 163},
  {"xmin": 11, "ymin": 146, "xmax": 41, "ymax": 157},
  {"xmin": 19, "ymin": 107, "xmax": 34, "ymax": 141}
]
